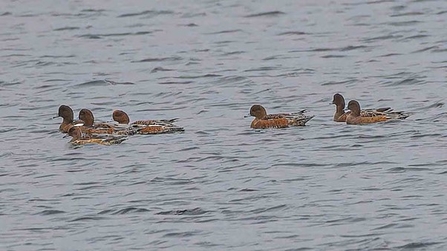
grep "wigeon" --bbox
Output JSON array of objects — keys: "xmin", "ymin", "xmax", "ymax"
[
  {"xmin": 112, "ymin": 110, "xmax": 184, "ymax": 134},
  {"xmin": 346, "ymin": 100, "xmax": 409, "ymax": 125},
  {"xmin": 67, "ymin": 126, "xmax": 127, "ymax": 146},
  {"xmin": 249, "ymin": 105, "xmax": 314, "ymax": 129},
  {"xmin": 55, "ymin": 105, "xmax": 83, "ymax": 133}
]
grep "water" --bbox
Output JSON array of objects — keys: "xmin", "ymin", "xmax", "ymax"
[{"xmin": 1, "ymin": 0, "xmax": 447, "ymax": 250}]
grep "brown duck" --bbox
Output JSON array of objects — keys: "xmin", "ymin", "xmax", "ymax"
[
  {"xmin": 67, "ymin": 126, "xmax": 127, "ymax": 146},
  {"xmin": 112, "ymin": 110, "xmax": 184, "ymax": 134},
  {"xmin": 346, "ymin": 100, "xmax": 409, "ymax": 125},
  {"xmin": 55, "ymin": 105, "xmax": 83, "ymax": 133},
  {"xmin": 249, "ymin": 105, "xmax": 314, "ymax": 129}
]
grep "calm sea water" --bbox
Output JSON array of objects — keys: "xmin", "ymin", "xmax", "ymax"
[{"xmin": 1, "ymin": 0, "xmax": 447, "ymax": 250}]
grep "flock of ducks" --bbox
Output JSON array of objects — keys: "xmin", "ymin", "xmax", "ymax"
[
  {"xmin": 55, "ymin": 105, "xmax": 184, "ymax": 146},
  {"xmin": 55, "ymin": 93, "xmax": 410, "ymax": 146}
]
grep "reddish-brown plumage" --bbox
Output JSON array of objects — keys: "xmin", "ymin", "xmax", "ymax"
[
  {"xmin": 65, "ymin": 125, "xmax": 112, "ymax": 137},
  {"xmin": 136, "ymin": 125, "xmax": 166, "ymax": 134},
  {"xmin": 250, "ymin": 118, "xmax": 289, "ymax": 129},
  {"xmin": 67, "ymin": 126, "xmax": 126, "ymax": 146},
  {"xmin": 112, "ymin": 110, "xmax": 184, "ymax": 134},
  {"xmin": 249, "ymin": 105, "xmax": 293, "ymax": 129},
  {"xmin": 346, "ymin": 115, "xmax": 388, "ymax": 124},
  {"xmin": 346, "ymin": 100, "xmax": 389, "ymax": 125},
  {"xmin": 83, "ymin": 127, "xmax": 115, "ymax": 135}
]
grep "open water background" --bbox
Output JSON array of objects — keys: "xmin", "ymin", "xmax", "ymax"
[{"xmin": 1, "ymin": 0, "xmax": 447, "ymax": 250}]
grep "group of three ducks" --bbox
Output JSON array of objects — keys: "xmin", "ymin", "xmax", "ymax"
[
  {"xmin": 56, "ymin": 105, "xmax": 185, "ymax": 145},
  {"xmin": 56, "ymin": 94, "xmax": 410, "ymax": 146}
]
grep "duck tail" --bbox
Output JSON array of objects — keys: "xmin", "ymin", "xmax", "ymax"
[
  {"xmin": 163, "ymin": 118, "xmax": 179, "ymax": 123},
  {"xmin": 168, "ymin": 126, "xmax": 185, "ymax": 133},
  {"xmin": 302, "ymin": 115, "xmax": 315, "ymax": 125},
  {"xmin": 375, "ymin": 107, "xmax": 393, "ymax": 112},
  {"xmin": 109, "ymin": 137, "xmax": 127, "ymax": 145},
  {"xmin": 386, "ymin": 111, "xmax": 410, "ymax": 120},
  {"xmin": 289, "ymin": 115, "xmax": 314, "ymax": 126}
]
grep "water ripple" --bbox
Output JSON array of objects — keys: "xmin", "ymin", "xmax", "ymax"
[{"xmin": 1, "ymin": 0, "xmax": 447, "ymax": 250}]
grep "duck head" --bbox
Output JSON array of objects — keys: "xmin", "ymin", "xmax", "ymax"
[
  {"xmin": 112, "ymin": 110, "xmax": 130, "ymax": 124},
  {"xmin": 249, "ymin": 105, "xmax": 268, "ymax": 119}
]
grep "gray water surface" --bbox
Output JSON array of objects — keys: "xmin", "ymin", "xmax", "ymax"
[{"xmin": 1, "ymin": 0, "xmax": 447, "ymax": 250}]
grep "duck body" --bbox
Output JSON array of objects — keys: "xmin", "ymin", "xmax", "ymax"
[
  {"xmin": 335, "ymin": 108, "xmax": 395, "ymax": 122},
  {"xmin": 249, "ymin": 105, "xmax": 314, "ymax": 129},
  {"xmin": 346, "ymin": 100, "xmax": 409, "ymax": 125},
  {"xmin": 345, "ymin": 113, "xmax": 389, "ymax": 125},
  {"xmin": 250, "ymin": 116, "xmax": 289, "ymax": 129},
  {"xmin": 112, "ymin": 110, "xmax": 184, "ymax": 134},
  {"xmin": 277, "ymin": 111, "xmax": 314, "ymax": 126},
  {"xmin": 67, "ymin": 126, "xmax": 127, "ymax": 146}
]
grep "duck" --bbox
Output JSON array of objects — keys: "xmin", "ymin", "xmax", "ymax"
[
  {"xmin": 249, "ymin": 104, "xmax": 314, "ymax": 129},
  {"xmin": 112, "ymin": 110, "xmax": 184, "ymax": 134},
  {"xmin": 331, "ymin": 93, "xmax": 393, "ymax": 122},
  {"xmin": 67, "ymin": 126, "xmax": 127, "ymax": 146},
  {"xmin": 78, "ymin": 108, "xmax": 134, "ymax": 135},
  {"xmin": 55, "ymin": 105, "xmax": 84, "ymax": 133},
  {"xmin": 346, "ymin": 100, "xmax": 409, "ymax": 125}
]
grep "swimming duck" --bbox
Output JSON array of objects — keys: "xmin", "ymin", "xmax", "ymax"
[
  {"xmin": 332, "ymin": 93, "xmax": 393, "ymax": 122},
  {"xmin": 67, "ymin": 126, "xmax": 127, "ymax": 146},
  {"xmin": 55, "ymin": 105, "xmax": 83, "ymax": 133},
  {"xmin": 112, "ymin": 110, "xmax": 184, "ymax": 134},
  {"xmin": 249, "ymin": 104, "xmax": 314, "ymax": 129},
  {"xmin": 346, "ymin": 100, "xmax": 409, "ymax": 125}
]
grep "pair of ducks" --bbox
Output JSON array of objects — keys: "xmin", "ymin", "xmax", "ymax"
[
  {"xmin": 331, "ymin": 93, "xmax": 409, "ymax": 124},
  {"xmin": 56, "ymin": 105, "xmax": 184, "ymax": 146},
  {"xmin": 248, "ymin": 93, "xmax": 409, "ymax": 129}
]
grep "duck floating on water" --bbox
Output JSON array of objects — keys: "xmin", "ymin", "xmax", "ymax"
[
  {"xmin": 55, "ymin": 105, "xmax": 84, "ymax": 133},
  {"xmin": 112, "ymin": 110, "xmax": 184, "ymax": 134},
  {"xmin": 345, "ymin": 100, "xmax": 409, "ymax": 125},
  {"xmin": 249, "ymin": 104, "xmax": 314, "ymax": 129},
  {"xmin": 67, "ymin": 125, "xmax": 127, "ymax": 146}
]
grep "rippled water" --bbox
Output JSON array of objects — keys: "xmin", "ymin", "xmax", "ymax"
[{"xmin": 1, "ymin": 0, "xmax": 447, "ymax": 250}]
